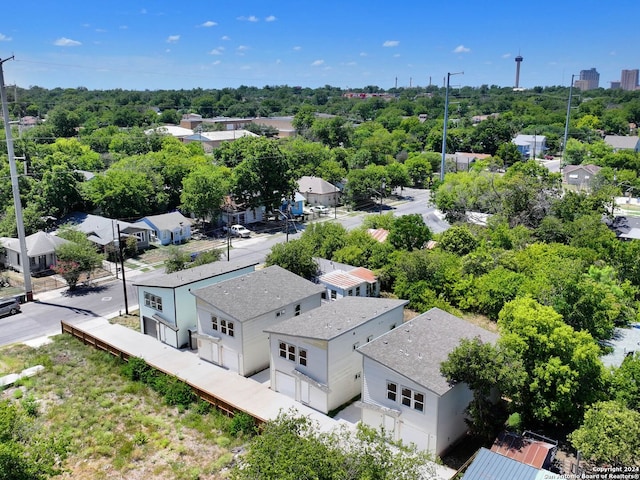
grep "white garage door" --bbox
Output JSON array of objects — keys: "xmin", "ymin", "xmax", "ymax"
[
  {"xmin": 275, "ymin": 371, "xmax": 296, "ymax": 399},
  {"xmin": 222, "ymin": 347, "xmax": 239, "ymax": 373}
]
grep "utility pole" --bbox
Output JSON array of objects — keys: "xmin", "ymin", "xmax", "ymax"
[
  {"xmin": 562, "ymin": 74, "xmax": 576, "ymax": 165},
  {"xmin": 440, "ymin": 72, "xmax": 463, "ymax": 182},
  {"xmin": 0, "ymin": 57, "xmax": 33, "ymax": 301},
  {"xmin": 116, "ymin": 224, "xmax": 129, "ymax": 315}
]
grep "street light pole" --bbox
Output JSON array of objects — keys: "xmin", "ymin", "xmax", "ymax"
[
  {"xmin": 0, "ymin": 57, "xmax": 33, "ymax": 301},
  {"xmin": 562, "ymin": 74, "xmax": 576, "ymax": 166},
  {"xmin": 440, "ymin": 71, "xmax": 463, "ymax": 182}
]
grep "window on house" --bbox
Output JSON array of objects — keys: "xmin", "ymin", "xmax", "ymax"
[
  {"xmin": 279, "ymin": 341, "xmax": 308, "ymax": 366},
  {"xmin": 330, "ymin": 290, "xmax": 337, "ymax": 300},
  {"xmin": 356, "ymin": 286, "xmax": 361, "ymax": 296},
  {"xmin": 276, "ymin": 309, "xmax": 286, "ymax": 317},
  {"xmin": 295, "ymin": 304, "xmax": 301, "ymax": 316},
  {"xmin": 355, "ymin": 372, "xmax": 361, "ymax": 380},
  {"xmin": 414, "ymin": 392, "xmax": 425, "ymax": 412},
  {"xmin": 299, "ymin": 349, "xmax": 307, "ymax": 366},
  {"xmin": 401, "ymin": 387, "xmax": 412, "ymax": 407},
  {"xmin": 367, "ymin": 335, "xmax": 374, "ymax": 343},
  {"xmin": 144, "ymin": 292, "xmax": 163, "ymax": 311},
  {"xmin": 353, "ymin": 342, "xmax": 360, "ymax": 351},
  {"xmin": 348, "ymin": 289, "xmax": 353, "ymax": 296},
  {"xmin": 221, "ymin": 319, "xmax": 234, "ymax": 337},
  {"xmin": 387, "ymin": 381, "xmax": 397, "ymax": 401},
  {"xmin": 211, "ymin": 316, "xmax": 218, "ymax": 331}
]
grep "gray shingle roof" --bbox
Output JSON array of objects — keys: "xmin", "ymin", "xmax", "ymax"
[
  {"xmin": 141, "ymin": 211, "xmax": 191, "ymax": 231},
  {"xmin": 133, "ymin": 260, "xmax": 258, "ymax": 289},
  {"xmin": 265, "ymin": 297, "xmax": 408, "ymax": 341},
  {"xmin": 357, "ymin": 307, "xmax": 498, "ymax": 396},
  {"xmin": 0, "ymin": 231, "xmax": 70, "ymax": 257},
  {"xmin": 191, "ymin": 265, "xmax": 325, "ymax": 322}
]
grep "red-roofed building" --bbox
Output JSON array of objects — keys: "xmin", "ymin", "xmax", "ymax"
[
  {"xmin": 317, "ymin": 266, "xmax": 379, "ymax": 300},
  {"xmin": 367, "ymin": 228, "xmax": 389, "ymax": 243},
  {"xmin": 490, "ymin": 431, "xmax": 557, "ymax": 470}
]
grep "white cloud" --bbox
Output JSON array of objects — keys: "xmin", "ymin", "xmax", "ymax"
[
  {"xmin": 212, "ymin": 60, "xmax": 221, "ymax": 65},
  {"xmin": 209, "ymin": 47, "xmax": 224, "ymax": 55},
  {"xmin": 453, "ymin": 45, "xmax": 471, "ymax": 53},
  {"xmin": 221, "ymin": 35, "xmax": 231, "ymax": 41},
  {"xmin": 383, "ymin": 40, "xmax": 400, "ymax": 47},
  {"xmin": 610, "ymin": 50, "xmax": 617, "ymax": 56},
  {"xmin": 119, "ymin": 25, "xmax": 128, "ymax": 30},
  {"xmin": 237, "ymin": 45, "xmax": 249, "ymax": 52},
  {"xmin": 237, "ymin": 15, "xmax": 259, "ymax": 22},
  {"xmin": 0, "ymin": 33, "xmax": 12, "ymax": 42},
  {"xmin": 360, "ymin": 52, "xmax": 368, "ymax": 57},
  {"xmin": 201, "ymin": 20, "xmax": 217, "ymax": 27},
  {"xmin": 54, "ymin": 37, "xmax": 82, "ymax": 47},
  {"xmin": 265, "ymin": 15, "xmax": 277, "ymax": 22},
  {"xmin": 293, "ymin": 46, "xmax": 302, "ymax": 51},
  {"xmin": 167, "ymin": 35, "xmax": 180, "ymax": 43},
  {"xmin": 502, "ymin": 53, "xmax": 511, "ymax": 59},
  {"xmin": 393, "ymin": 53, "xmax": 401, "ymax": 58},
  {"xmin": 311, "ymin": 59, "xmax": 324, "ymax": 67}
]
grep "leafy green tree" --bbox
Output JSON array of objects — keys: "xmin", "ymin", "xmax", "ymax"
[
  {"xmin": 498, "ymin": 297, "xmax": 606, "ymax": 427},
  {"xmin": 266, "ymin": 240, "xmax": 318, "ymax": 280},
  {"xmin": 385, "ymin": 162, "xmax": 410, "ymax": 192},
  {"xmin": 344, "ymin": 165, "xmax": 387, "ymax": 208},
  {"xmin": 82, "ymin": 169, "xmax": 167, "ymax": 218},
  {"xmin": 387, "ymin": 214, "xmax": 431, "ymax": 251},
  {"xmin": 569, "ymin": 401, "xmax": 640, "ymax": 467},
  {"xmin": 610, "ymin": 352, "xmax": 640, "ymax": 410},
  {"xmin": 495, "ymin": 142, "xmax": 522, "ymax": 167},
  {"xmin": 299, "ymin": 222, "xmax": 348, "ymax": 260},
  {"xmin": 438, "ymin": 225, "xmax": 478, "ymax": 256},
  {"xmin": 180, "ymin": 165, "xmax": 231, "ymax": 224},
  {"xmin": 54, "ymin": 228, "xmax": 104, "ymax": 290},
  {"xmin": 404, "ymin": 154, "xmax": 432, "ymax": 187},
  {"xmin": 231, "ymin": 137, "xmax": 296, "ymax": 213},
  {"xmin": 37, "ymin": 164, "xmax": 85, "ymax": 218},
  {"xmin": 310, "ymin": 116, "xmax": 352, "ymax": 148},
  {"xmin": 441, "ymin": 338, "xmax": 524, "ymax": 440},
  {"xmin": 46, "ymin": 107, "xmax": 80, "ymax": 138},
  {"xmin": 231, "ymin": 410, "xmax": 436, "ymax": 480}
]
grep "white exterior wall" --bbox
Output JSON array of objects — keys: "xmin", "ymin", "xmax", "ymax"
[
  {"xmin": 197, "ymin": 292, "xmax": 322, "ymax": 376},
  {"xmin": 269, "ymin": 334, "xmax": 329, "ymax": 412},
  {"xmin": 435, "ymin": 383, "xmax": 473, "ymax": 455},
  {"xmin": 241, "ymin": 294, "xmax": 322, "ymax": 376},
  {"xmin": 360, "ymin": 356, "xmax": 440, "ymax": 455},
  {"xmin": 325, "ymin": 308, "xmax": 403, "ymax": 413}
]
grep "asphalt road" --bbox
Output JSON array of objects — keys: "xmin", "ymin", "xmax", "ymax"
[{"xmin": 0, "ymin": 187, "xmax": 448, "ymax": 347}]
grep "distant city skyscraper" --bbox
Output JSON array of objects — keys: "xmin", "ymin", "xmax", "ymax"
[
  {"xmin": 514, "ymin": 55, "xmax": 524, "ymax": 88},
  {"xmin": 621, "ymin": 69, "xmax": 639, "ymax": 91},
  {"xmin": 576, "ymin": 68, "xmax": 599, "ymax": 91}
]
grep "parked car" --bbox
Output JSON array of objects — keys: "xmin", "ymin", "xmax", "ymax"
[
  {"xmin": 0, "ymin": 297, "xmax": 20, "ymax": 317},
  {"xmin": 310, "ymin": 205, "xmax": 329, "ymax": 215},
  {"xmin": 223, "ymin": 224, "xmax": 251, "ymax": 238}
]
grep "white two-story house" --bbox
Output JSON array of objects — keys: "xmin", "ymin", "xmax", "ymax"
[
  {"xmin": 265, "ymin": 297, "xmax": 408, "ymax": 414},
  {"xmin": 357, "ymin": 307, "xmax": 498, "ymax": 457},
  {"xmin": 134, "ymin": 260, "xmax": 257, "ymax": 349},
  {"xmin": 191, "ymin": 265, "xmax": 325, "ymax": 377}
]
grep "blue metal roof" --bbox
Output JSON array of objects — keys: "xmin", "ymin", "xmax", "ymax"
[{"xmin": 462, "ymin": 448, "xmax": 541, "ymax": 480}]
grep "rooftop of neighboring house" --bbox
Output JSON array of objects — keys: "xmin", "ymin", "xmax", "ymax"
[
  {"xmin": 357, "ymin": 307, "xmax": 498, "ymax": 396},
  {"xmin": 140, "ymin": 211, "xmax": 192, "ymax": 231},
  {"xmin": 191, "ymin": 265, "xmax": 325, "ymax": 322},
  {"xmin": 133, "ymin": 260, "xmax": 258, "ymax": 289},
  {"xmin": 461, "ymin": 447, "xmax": 561, "ymax": 480},
  {"xmin": 367, "ymin": 228, "xmax": 389, "ymax": 243},
  {"xmin": 60, "ymin": 212, "xmax": 152, "ymax": 246},
  {"xmin": 562, "ymin": 164, "xmax": 601, "ymax": 175},
  {"xmin": 0, "ymin": 231, "xmax": 70, "ymax": 256},
  {"xmin": 144, "ymin": 125, "xmax": 194, "ymax": 137},
  {"xmin": 265, "ymin": 297, "xmax": 408, "ymax": 341},
  {"xmin": 604, "ymin": 135, "xmax": 640, "ymax": 150},
  {"xmin": 298, "ymin": 176, "xmax": 340, "ymax": 194},
  {"xmin": 200, "ymin": 130, "xmax": 259, "ymax": 141}
]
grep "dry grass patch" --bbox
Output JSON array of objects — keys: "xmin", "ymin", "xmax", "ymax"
[{"xmin": 1, "ymin": 334, "xmax": 243, "ymax": 480}]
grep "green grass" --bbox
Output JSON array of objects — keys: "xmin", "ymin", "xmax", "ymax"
[{"xmin": 0, "ymin": 334, "xmax": 244, "ymax": 480}]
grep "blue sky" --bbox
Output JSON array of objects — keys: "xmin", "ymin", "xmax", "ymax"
[{"xmin": 1, "ymin": 1, "xmax": 637, "ymax": 91}]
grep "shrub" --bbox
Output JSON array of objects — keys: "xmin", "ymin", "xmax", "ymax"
[
  {"xmin": 229, "ymin": 411, "xmax": 257, "ymax": 437},
  {"xmin": 163, "ymin": 378, "xmax": 195, "ymax": 409}
]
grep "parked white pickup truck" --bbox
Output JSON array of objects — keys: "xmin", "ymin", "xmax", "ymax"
[{"xmin": 223, "ymin": 224, "xmax": 251, "ymax": 238}]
